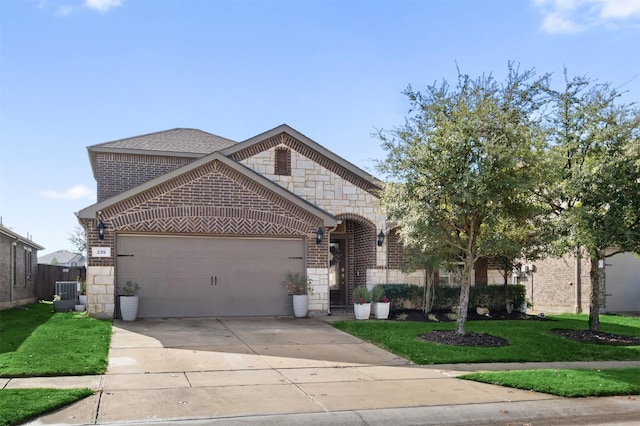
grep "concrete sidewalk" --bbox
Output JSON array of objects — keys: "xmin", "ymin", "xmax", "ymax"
[{"xmin": 5, "ymin": 316, "xmax": 640, "ymax": 425}]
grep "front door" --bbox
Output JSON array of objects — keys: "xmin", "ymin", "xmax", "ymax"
[{"xmin": 329, "ymin": 239, "xmax": 347, "ymax": 306}]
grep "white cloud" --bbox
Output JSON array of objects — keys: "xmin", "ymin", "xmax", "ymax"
[
  {"xmin": 84, "ymin": 0, "xmax": 123, "ymax": 13},
  {"xmin": 41, "ymin": 184, "xmax": 95, "ymax": 201},
  {"xmin": 599, "ymin": 0, "xmax": 640, "ymax": 18},
  {"xmin": 36, "ymin": 0, "xmax": 123, "ymax": 16},
  {"xmin": 533, "ymin": 0, "xmax": 640, "ymax": 33},
  {"xmin": 541, "ymin": 10, "xmax": 585, "ymax": 32}
]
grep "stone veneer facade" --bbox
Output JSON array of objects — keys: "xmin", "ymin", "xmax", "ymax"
[{"xmin": 238, "ymin": 134, "xmax": 420, "ymax": 305}]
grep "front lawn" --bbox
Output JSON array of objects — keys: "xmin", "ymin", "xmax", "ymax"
[
  {"xmin": 461, "ymin": 368, "xmax": 640, "ymax": 397},
  {"xmin": 0, "ymin": 302, "xmax": 112, "ymax": 377},
  {"xmin": 0, "ymin": 303, "xmax": 111, "ymax": 377},
  {"xmin": 0, "ymin": 302, "xmax": 111, "ymax": 425},
  {"xmin": 332, "ymin": 313, "xmax": 640, "ymax": 364},
  {"xmin": 0, "ymin": 388, "xmax": 94, "ymax": 426}
]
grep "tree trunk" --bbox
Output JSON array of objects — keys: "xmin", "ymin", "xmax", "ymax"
[
  {"xmin": 455, "ymin": 256, "xmax": 474, "ymax": 335},
  {"xmin": 423, "ymin": 269, "xmax": 435, "ymax": 313},
  {"xmin": 588, "ymin": 257, "xmax": 600, "ymax": 332}
]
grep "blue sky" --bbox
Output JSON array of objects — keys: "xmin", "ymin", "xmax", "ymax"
[{"xmin": 1, "ymin": 0, "xmax": 639, "ymax": 254}]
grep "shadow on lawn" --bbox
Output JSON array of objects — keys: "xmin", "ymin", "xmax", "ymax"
[{"xmin": 0, "ymin": 302, "xmax": 54, "ymax": 354}]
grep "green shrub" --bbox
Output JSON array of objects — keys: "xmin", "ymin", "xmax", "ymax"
[
  {"xmin": 352, "ymin": 286, "xmax": 372, "ymax": 304},
  {"xmin": 375, "ymin": 284, "xmax": 424, "ymax": 312},
  {"xmin": 374, "ymin": 283, "xmax": 526, "ymax": 313},
  {"xmin": 371, "ymin": 285, "xmax": 386, "ymax": 302}
]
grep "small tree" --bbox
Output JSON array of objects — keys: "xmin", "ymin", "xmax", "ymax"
[
  {"xmin": 68, "ymin": 225, "xmax": 87, "ymax": 254},
  {"xmin": 539, "ymin": 72, "xmax": 640, "ymax": 331},
  {"xmin": 389, "ymin": 222, "xmax": 455, "ymax": 313},
  {"xmin": 377, "ymin": 64, "xmax": 548, "ymax": 334}
]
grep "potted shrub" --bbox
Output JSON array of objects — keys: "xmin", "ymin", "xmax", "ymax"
[
  {"xmin": 352, "ymin": 286, "xmax": 371, "ymax": 320},
  {"xmin": 78, "ymin": 280, "xmax": 88, "ymax": 306},
  {"xmin": 283, "ymin": 272, "xmax": 312, "ymax": 318},
  {"xmin": 371, "ymin": 286, "xmax": 390, "ymax": 320},
  {"xmin": 119, "ymin": 280, "xmax": 140, "ymax": 321}
]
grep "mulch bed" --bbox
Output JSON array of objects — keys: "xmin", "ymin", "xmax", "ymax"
[
  {"xmin": 395, "ymin": 309, "xmax": 543, "ymax": 322},
  {"xmin": 418, "ymin": 330, "xmax": 510, "ymax": 347},
  {"xmin": 552, "ymin": 329, "xmax": 640, "ymax": 346},
  {"xmin": 396, "ymin": 309, "xmax": 640, "ymax": 347}
]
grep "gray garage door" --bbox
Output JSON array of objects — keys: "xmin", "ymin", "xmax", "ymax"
[{"xmin": 116, "ymin": 235, "xmax": 305, "ymax": 317}]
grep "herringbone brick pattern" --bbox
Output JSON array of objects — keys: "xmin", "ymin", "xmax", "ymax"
[
  {"xmin": 100, "ymin": 160, "xmax": 319, "ymax": 237},
  {"xmin": 113, "ymin": 208, "xmax": 307, "ymax": 235}
]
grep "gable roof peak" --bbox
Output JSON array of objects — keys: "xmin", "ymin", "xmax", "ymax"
[{"xmin": 222, "ymin": 124, "xmax": 382, "ymax": 191}]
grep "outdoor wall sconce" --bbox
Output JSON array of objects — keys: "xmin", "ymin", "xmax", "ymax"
[
  {"xmin": 97, "ymin": 220, "xmax": 107, "ymax": 240},
  {"xmin": 377, "ymin": 230, "xmax": 385, "ymax": 246},
  {"xmin": 315, "ymin": 227, "xmax": 324, "ymax": 244}
]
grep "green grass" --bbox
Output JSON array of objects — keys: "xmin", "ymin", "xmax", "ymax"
[
  {"xmin": 332, "ymin": 313, "xmax": 640, "ymax": 364},
  {"xmin": 0, "ymin": 388, "xmax": 94, "ymax": 426},
  {"xmin": 0, "ymin": 302, "xmax": 111, "ymax": 424},
  {"xmin": 461, "ymin": 367, "xmax": 640, "ymax": 397},
  {"xmin": 0, "ymin": 302, "xmax": 112, "ymax": 377}
]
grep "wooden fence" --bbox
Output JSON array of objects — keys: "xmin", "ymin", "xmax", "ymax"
[{"xmin": 36, "ymin": 264, "xmax": 86, "ymax": 300}]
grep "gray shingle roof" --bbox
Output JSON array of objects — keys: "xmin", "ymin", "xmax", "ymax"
[
  {"xmin": 89, "ymin": 128, "xmax": 236, "ymax": 154},
  {"xmin": 39, "ymin": 250, "xmax": 85, "ymax": 266}
]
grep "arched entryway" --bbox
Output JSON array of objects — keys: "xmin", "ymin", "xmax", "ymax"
[{"xmin": 329, "ymin": 214, "xmax": 376, "ymax": 307}]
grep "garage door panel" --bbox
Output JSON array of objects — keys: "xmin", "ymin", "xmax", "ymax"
[{"xmin": 116, "ymin": 235, "xmax": 304, "ymax": 317}]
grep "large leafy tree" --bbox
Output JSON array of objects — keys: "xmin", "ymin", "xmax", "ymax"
[
  {"xmin": 377, "ymin": 65, "xmax": 548, "ymax": 334},
  {"xmin": 539, "ymin": 73, "xmax": 640, "ymax": 331}
]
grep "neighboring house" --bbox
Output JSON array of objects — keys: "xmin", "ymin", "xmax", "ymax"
[
  {"xmin": 517, "ymin": 250, "xmax": 640, "ymax": 314},
  {"xmin": 0, "ymin": 225, "xmax": 44, "ymax": 309},
  {"xmin": 39, "ymin": 249, "xmax": 86, "ymax": 267}
]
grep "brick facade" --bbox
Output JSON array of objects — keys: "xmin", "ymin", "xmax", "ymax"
[
  {"xmin": 517, "ymin": 253, "xmax": 592, "ymax": 314},
  {"xmin": 81, "ymin": 155, "xmax": 328, "ymax": 317},
  {"xmin": 95, "ymin": 152, "xmax": 194, "ymax": 202},
  {"xmin": 0, "ymin": 227, "xmax": 42, "ymax": 309},
  {"xmin": 386, "ymin": 228, "xmax": 406, "ymax": 270}
]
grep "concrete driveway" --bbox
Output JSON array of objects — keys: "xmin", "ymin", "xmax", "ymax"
[
  {"xmin": 15, "ymin": 317, "xmax": 640, "ymax": 426},
  {"xmin": 16, "ymin": 316, "xmax": 640, "ymax": 425}
]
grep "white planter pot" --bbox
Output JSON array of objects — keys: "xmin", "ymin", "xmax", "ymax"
[
  {"xmin": 78, "ymin": 295, "xmax": 88, "ymax": 305},
  {"xmin": 373, "ymin": 302, "xmax": 390, "ymax": 319},
  {"xmin": 292, "ymin": 294, "xmax": 309, "ymax": 318},
  {"xmin": 120, "ymin": 296, "xmax": 139, "ymax": 321},
  {"xmin": 74, "ymin": 304, "xmax": 86, "ymax": 312},
  {"xmin": 353, "ymin": 303, "xmax": 371, "ymax": 320}
]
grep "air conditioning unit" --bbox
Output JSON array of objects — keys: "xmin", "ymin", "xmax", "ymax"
[{"xmin": 55, "ymin": 281, "xmax": 78, "ymax": 301}]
